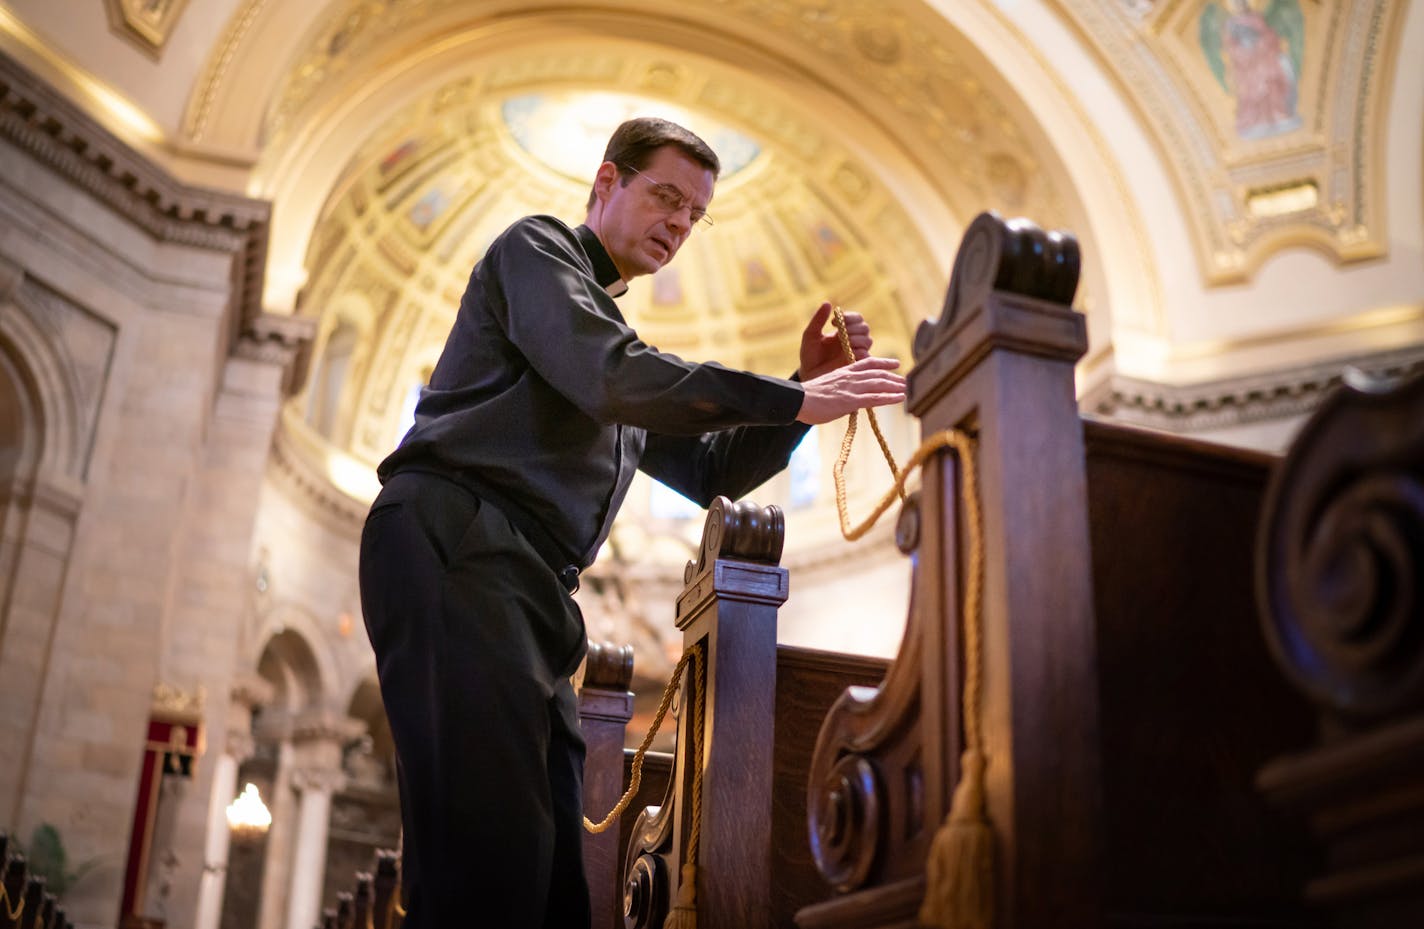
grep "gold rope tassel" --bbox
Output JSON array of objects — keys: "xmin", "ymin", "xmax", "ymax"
[
  {"xmin": 916, "ymin": 430, "xmax": 991, "ymax": 929},
  {"xmin": 826, "ymin": 308, "xmax": 993, "ymax": 928},
  {"xmin": 663, "ymin": 645, "xmax": 707, "ymax": 929}
]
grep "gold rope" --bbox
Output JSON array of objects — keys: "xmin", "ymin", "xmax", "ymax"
[
  {"xmin": 0, "ymin": 880, "xmax": 24, "ymax": 923},
  {"xmin": 583, "ymin": 646, "xmax": 698, "ymax": 834},
  {"xmin": 662, "ymin": 644, "xmax": 706, "ymax": 928},
  {"xmin": 829, "ymin": 305, "xmax": 908, "ymax": 541},
  {"xmin": 826, "ymin": 307, "xmax": 992, "ymax": 928}
]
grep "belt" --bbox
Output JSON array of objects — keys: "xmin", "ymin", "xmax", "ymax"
[{"xmin": 392, "ymin": 467, "xmax": 581, "ymax": 594}]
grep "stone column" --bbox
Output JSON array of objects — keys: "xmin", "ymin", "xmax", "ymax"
[
  {"xmin": 284, "ymin": 713, "xmax": 364, "ymax": 929},
  {"xmin": 195, "ymin": 676, "xmax": 273, "ymax": 929}
]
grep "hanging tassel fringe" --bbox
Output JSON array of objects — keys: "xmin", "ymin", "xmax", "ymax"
[
  {"xmin": 662, "ymin": 863, "xmax": 699, "ymax": 929},
  {"xmin": 918, "ymin": 748, "xmax": 993, "ymax": 929}
]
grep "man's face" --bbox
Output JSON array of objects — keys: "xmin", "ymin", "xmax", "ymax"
[{"xmin": 588, "ymin": 145, "xmax": 715, "ymax": 282}]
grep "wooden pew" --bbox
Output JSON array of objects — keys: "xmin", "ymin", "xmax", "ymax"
[
  {"xmin": 616, "ymin": 497, "xmax": 789, "ymax": 929},
  {"xmin": 602, "ymin": 500, "xmax": 891, "ymax": 929},
  {"xmin": 581, "ymin": 641, "xmax": 638, "ymax": 929},
  {"xmin": 320, "ymin": 853, "xmax": 401, "ymax": 929},
  {"xmin": 772, "ymin": 646, "xmax": 889, "ymax": 928},
  {"xmin": 794, "ymin": 212, "xmax": 1322, "ymax": 929},
  {"xmin": 1256, "ymin": 372, "xmax": 1424, "ymax": 928},
  {"xmin": 0, "ymin": 832, "xmax": 72, "ymax": 929}
]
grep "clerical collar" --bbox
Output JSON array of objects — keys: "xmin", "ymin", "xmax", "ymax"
[{"xmin": 575, "ymin": 224, "xmax": 629, "ymax": 298}]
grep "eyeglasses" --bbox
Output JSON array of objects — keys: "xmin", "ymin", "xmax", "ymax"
[{"xmin": 621, "ymin": 165, "xmax": 713, "ymax": 228}]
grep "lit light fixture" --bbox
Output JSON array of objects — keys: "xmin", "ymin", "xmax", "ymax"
[{"xmin": 226, "ymin": 782, "xmax": 272, "ymax": 836}]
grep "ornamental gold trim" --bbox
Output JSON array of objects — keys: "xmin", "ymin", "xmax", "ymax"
[
  {"xmin": 104, "ymin": 0, "xmax": 191, "ymax": 60},
  {"xmin": 151, "ymin": 681, "xmax": 206, "ymax": 724}
]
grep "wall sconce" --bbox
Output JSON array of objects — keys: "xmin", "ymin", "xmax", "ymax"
[{"xmin": 226, "ymin": 783, "xmax": 272, "ymax": 837}]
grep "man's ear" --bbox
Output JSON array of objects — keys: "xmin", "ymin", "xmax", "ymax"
[{"xmin": 592, "ymin": 161, "xmax": 620, "ymax": 203}]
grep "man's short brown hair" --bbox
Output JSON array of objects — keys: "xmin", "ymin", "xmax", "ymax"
[{"xmin": 585, "ymin": 117, "xmax": 721, "ymax": 211}]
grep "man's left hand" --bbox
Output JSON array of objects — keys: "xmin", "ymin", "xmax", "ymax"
[{"xmin": 798, "ymin": 302, "xmax": 874, "ymax": 381}]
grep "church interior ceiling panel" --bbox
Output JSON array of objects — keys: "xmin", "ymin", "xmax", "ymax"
[{"xmin": 1050, "ymin": 0, "xmax": 1402, "ymax": 283}]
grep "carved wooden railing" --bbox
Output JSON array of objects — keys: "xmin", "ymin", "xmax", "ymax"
[
  {"xmin": 0, "ymin": 832, "xmax": 74, "ymax": 929},
  {"xmin": 319, "ymin": 848, "xmax": 400, "ymax": 929},
  {"xmin": 800, "ymin": 212, "xmax": 1100, "ymax": 928},
  {"xmin": 622, "ymin": 497, "xmax": 788, "ymax": 929},
  {"xmin": 1256, "ymin": 372, "xmax": 1424, "ymax": 926}
]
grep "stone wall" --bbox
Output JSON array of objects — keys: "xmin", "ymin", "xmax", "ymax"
[{"xmin": 0, "ymin": 50, "xmax": 306, "ymax": 928}]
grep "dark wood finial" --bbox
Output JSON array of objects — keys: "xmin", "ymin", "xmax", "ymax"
[
  {"xmin": 1258, "ymin": 371, "xmax": 1424, "ymax": 718},
  {"xmin": 583, "ymin": 641, "xmax": 635, "ymax": 690},
  {"xmin": 683, "ymin": 496, "xmax": 786, "ymax": 583},
  {"xmin": 914, "ymin": 211, "xmax": 1080, "ymax": 361}
]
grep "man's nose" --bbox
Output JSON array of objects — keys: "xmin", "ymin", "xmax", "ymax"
[{"xmin": 665, "ymin": 207, "xmax": 692, "ymax": 236}]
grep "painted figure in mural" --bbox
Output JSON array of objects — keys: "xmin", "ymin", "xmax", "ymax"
[{"xmin": 1200, "ymin": 0, "xmax": 1304, "ymax": 140}]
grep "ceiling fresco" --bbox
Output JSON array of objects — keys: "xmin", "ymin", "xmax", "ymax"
[{"xmin": 1052, "ymin": 0, "xmax": 1402, "ymax": 282}]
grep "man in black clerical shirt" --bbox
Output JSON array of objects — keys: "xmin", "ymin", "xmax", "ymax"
[{"xmin": 359, "ymin": 117, "xmax": 905, "ymax": 928}]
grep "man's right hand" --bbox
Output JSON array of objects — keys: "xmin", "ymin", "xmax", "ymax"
[{"xmin": 796, "ymin": 357, "xmax": 906, "ymax": 425}]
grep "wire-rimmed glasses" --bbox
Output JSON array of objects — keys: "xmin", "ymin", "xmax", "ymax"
[{"xmin": 621, "ymin": 165, "xmax": 714, "ymax": 228}]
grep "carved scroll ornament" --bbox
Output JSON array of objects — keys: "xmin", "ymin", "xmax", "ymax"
[
  {"xmin": 914, "ymin": 211, "xmax": 1080, "ymax": 358},
  {"xmin": 683, "ymin": 495, "xmax": 786, "ymax": 584},
  {"xmin": 1258, "ymin": 372, "xmax": 1424, "ymax": 718}
]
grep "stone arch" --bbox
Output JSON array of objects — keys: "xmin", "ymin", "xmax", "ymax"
[
  {"xmin": 252, "ymin": 606, "xmax": 339, "ymax": 713},
  {"xmin": 0, "ymin": 282, "xmax": 91, "ymax": 823},
  {"xmin": 0, "ymin": 286, "xmax": 89, "ymax": 487},
  {"xmin": 341, "ymin": 675, "xmax": 395, "ymax": 790}
]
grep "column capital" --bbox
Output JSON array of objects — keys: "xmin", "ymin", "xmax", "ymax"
[
  {"xmin": 225, "ymin": 729, "xmax": 256, "ymax": 764},
  {"xmin": 291, "ymin": 710, "xmax": 366, "ymax": 747},
  {"xmin": 291, "ymin": 764, "xmax": 346, "ymax": 796},
  {"xmin": 235, "ymin": 311, "xmax": 317, "ymax": 397},
  {"xmin": 230, "ymin": 674, "xmax": 275, "ymax": 711}
]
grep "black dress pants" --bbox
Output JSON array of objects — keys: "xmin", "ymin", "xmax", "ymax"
[{"xmin": 359, "ymin": 470, "xmax": 590, "ymax": 929}]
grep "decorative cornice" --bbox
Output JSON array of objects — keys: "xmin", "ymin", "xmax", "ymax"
[
  {"xmin": 236, "ymin": 312, "xmax": 318, "ymax": 396},
  {"xmin": 0, "ymin": 50, "xmax": 301, "ymax": 375},
  {"xmin": 1084, "ymin": 344, "xmax": 1424, "ymax": 434}
]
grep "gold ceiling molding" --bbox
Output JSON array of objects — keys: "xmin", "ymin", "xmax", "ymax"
[
  {"xmin": 1051, "ymin": 0, "xmax": 1402, "ymax": 284},
  {"xmin": 182, "ymin": 0, "xmax": 270, "ymax": 142},
  {"xmin": 104, "ymin": 0, "xmax": 191, "ymax": 60}
]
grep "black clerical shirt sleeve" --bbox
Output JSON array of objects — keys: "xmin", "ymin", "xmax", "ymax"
[
  {"xmin": 639, "ymin": 419, "xmax": 812, "ymax": 508},
  {"xmin": 488, "ymin": 219, "xmax": 804, "ymax": 434}
]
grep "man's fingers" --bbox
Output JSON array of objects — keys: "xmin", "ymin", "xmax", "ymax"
[{"xmin": 848, "ymin": 355, "xmax": 902, "ymax": 370}]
